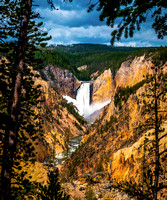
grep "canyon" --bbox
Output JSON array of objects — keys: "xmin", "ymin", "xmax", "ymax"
[
  {"xmin": 49, "ymin": 54, "xmax": 166, "ymax": 199},
  {"xmin": 15, "ymin": 50, "xmax": 167, "ymax": 199}
]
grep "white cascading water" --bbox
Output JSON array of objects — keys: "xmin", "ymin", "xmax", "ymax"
[
  {"xmin": 63, "ymin": 82, "xmax": 111, "ymax": 121},
  {"xmin": 76, "ymin": 82, "xmax": 90, "ymax": 117}
]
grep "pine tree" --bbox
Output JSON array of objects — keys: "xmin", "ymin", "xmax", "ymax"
[
  {"xmin": 0, "ymin": 0, "xmax": 50, "ymax": 199},
  {"xmin": 88, "ymin": 0, "xmax": 167, "ymax": 44},
  {"xmin": 115, "ymin": 48, "xmax": 167, "ymax": 200},
  {"xmin": 141, "ymin": 49, "xmax": 167, "ymax": 200},
  {"xmin": 38, "ymin": 168, "xmax": 70, "ymax": 200}
]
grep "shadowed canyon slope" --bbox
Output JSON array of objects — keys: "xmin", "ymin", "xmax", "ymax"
[{"xmin": 22, "ymin": 71, "xmax": 88, "ymax": 184}]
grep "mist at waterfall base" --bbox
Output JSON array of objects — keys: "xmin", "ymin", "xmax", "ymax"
[{"xmin": 63, "ymin": 82, "xmax": 111, "ymax": 123}]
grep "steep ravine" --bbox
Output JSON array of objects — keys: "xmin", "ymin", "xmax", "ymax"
[
  {"xmin": 23, "ymin": 71, "xmax": 88, "ymax": 184},
  {"xmin": 35, "ymin": 74, "xmax": 87, "ymax": 161},
  {"xmin": 61, "ymin": 55, "xmax": 167, "ymax": 199},
  {"xmin": 24, "ymin": 53, "xmax": 166, "ymax": 198}
]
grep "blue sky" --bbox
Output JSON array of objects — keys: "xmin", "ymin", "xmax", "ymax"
[{"xmin": 34, "ymin": 0, "xmax": 167, "ymax": 47}]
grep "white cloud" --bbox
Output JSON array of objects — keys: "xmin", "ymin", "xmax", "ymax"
[
  {"xmin": 115, "ymin": 41, "xmax": 152, "ymax": 47},
  {"xmin": 45, "ymin": 25, "xmax": 111, "ymax": 44},
  {"xmin": 37, "ymin": 7, "xmax": 99, "ymax": 27},
  {"xmin": 35, "ymin": 5, "xmax": 167, "ymax": 46},
  {"xmin": 115, "ymin": 42, "xmax": 137, "ymax": 47},
  {"xmin": 42, "ymin": 8, "xmax": 85, "ymax": 21}
]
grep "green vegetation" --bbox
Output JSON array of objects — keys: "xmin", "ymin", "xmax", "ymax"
[
  {"xmin": 35, "ymin": 49, "xmax": 75, "ymax": 73},
  {"xmin": 114, "ymin": 79, "xmax": 148, "ymax": 109},
  {"xmin": 0, "ymin": 0, "xmax": 50, "ymax": 198},
  {"xmin": 36, "ymin": 44, "xmax": 154, "ymax": 81},
  {"xmin": 38, "ymin": 169, "xmax": 69, "ymax": 200},
  {"xmin": 62, "ymin": 101, "xmax": 86, "ymax": 125},
  {"xmin": 139, "ymin": 51, "xmax": 167, "ymax": 200},
  {"xmin": 0, "ymin": 0, "xmax": 71, "ymax": 199}
]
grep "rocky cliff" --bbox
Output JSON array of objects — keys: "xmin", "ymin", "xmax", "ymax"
[
  {"xmin": 21, "ymin": 71, "xmax": 88, "ymax": 185},
  {"xmin": 92, "ymin": 68, "xmax": 115, "ymax": 103},
  {"xmin": 43, "ymin": 65, "xmax": 81, "ymax": 98},
  {"xmin": 91, "ymin": 56, "xmax": 152, "ymax": 104}
]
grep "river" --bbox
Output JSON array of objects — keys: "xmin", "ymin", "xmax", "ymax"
[{"xmin": 44, "ymin": 135, "xmax": 82, "ymax": 165}]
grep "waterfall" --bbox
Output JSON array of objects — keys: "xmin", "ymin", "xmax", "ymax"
[
  {"xmin": 63, "ymin": 82, "xmax": 111, "ymax": 122},
  {"xmin": 76, "ymin": 82, "xmax": 90, "ymax": 117}
]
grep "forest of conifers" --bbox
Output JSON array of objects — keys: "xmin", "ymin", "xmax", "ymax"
[{"xmin": 35, "ymin": 44, "xmax": 155, "ymax": 80}]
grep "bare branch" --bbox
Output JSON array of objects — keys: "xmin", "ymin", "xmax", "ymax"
[
  {"xmin": 159, "ymin": 149, "xmax": 167, "ymax": 157},
  {"xmin": 158, "ymin": 133, "xmax": 167, "ymax": 142}
]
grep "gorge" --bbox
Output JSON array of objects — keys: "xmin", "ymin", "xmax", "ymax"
[
  {"xmin": 1, "ymin": 1, "xmax": 166, "ymax": 198},
  {"xmin": 53, "ymin": 49, "xmax": 166, "ymax": 199},
  {"xmin": 1, "ymin": 46, "xmax": 166, "ymax": 200},
  {"xmin": 29, "ymin": 49, "xmax": 167, "ymax": 199}
]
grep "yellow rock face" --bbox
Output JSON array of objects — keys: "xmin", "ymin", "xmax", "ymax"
[
  {"xmin": 115, "ymin": 56, "xmax": 152, "ymax": 87},
  {"xmin": 101, "ymin": 58, "xmax": 167, "ymax": 183},
  {"xmin": 14, "ymin": 70, "xmax": 87, "ymax": 185},
  {"xmin": 111, "ymin": 121, "xmax": 167, "ymax": 182},
  {"xmin": 92, "ymin": 69, "xmax": 115, "ymax": 103}
]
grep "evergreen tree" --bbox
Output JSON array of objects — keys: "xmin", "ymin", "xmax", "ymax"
[
  {"xmin": 0, "ymin": 0, "xmax": 50, "ymax": 199},
  {"xmin": 88, "ymin": 0, "xmax": 167, "ymax": 44},
  {"xmin": 1, "ymin": 0, "xmax": 73, "ymax": 198},
  {"xmin": 141, "ymin": 49, "xmax": 167, "ymax": 200},
  {"xmin": 38, "ymin": 168, "xmax": 70, "ymax": 200},
  {"xmin": 114, "ymin": 48, "xmax": 167, "ymax": 200}
]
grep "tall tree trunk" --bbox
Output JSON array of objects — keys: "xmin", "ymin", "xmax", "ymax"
[
  {"xmin": 153, "ymin": 70, "xmax": 160, "ymax": 200},
  {"xmin": 1, "ymin": 1, "xmax": 32, "ymax": 199}
]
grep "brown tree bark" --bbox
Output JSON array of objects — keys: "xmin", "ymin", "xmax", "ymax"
[{"xmin": 153, "ymin": 70, "xmax": 160, "ymax": 200}]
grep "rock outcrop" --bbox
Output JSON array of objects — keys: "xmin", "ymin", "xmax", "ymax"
[
  {"xmin": 43, "ymin": 65, "xmax": 81, "ymax": 98},
  {"xmin": 77, "ymin": 65, "xmax": 87, "ymax": 71},
  {"xmin": 92, "ymin": 69, "xmax": 115, "ymax": 103},
  {"xmin": 90, "ymin": 70, "xmax": 100, "ymax": 80},
  {"xmin": 115, "ymin": 56, "xmax": 152, "ymax": 88}
]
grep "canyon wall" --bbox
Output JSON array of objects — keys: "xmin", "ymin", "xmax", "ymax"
[
  {"xmin": 43, "ymin": 65, "xmax": 81, "ymax": 98},
  {"xmin": 33, "ymin": 72, "xmax": 87, "ymax": 162},
  {"xmin": 67, "ymin": 54, "xmax": 167, "ymax": 188},
  {"xmin": 92, "ymin": 68, "xmax": 115, "ymax": 103},
  {"xmin": 22, "ymin": 71, "xmax": 88, "ymax": 185}
]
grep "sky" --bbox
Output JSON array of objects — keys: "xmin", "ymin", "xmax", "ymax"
[{"xmin": 34, "ymin": 0, "xmax": 167, "ymax": 47}]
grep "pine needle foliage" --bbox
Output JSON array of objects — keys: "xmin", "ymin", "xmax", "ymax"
[
  {"xmin": 88, "ymin": 0, "xmax": 167, "ymax": 44},
  {"xmin": 0, "ymin": 0, "xmax": 50, "ymax": 199},
  {"xmin": 38, "ymin": 169, "xmax": 70, "ymax": 200}
]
